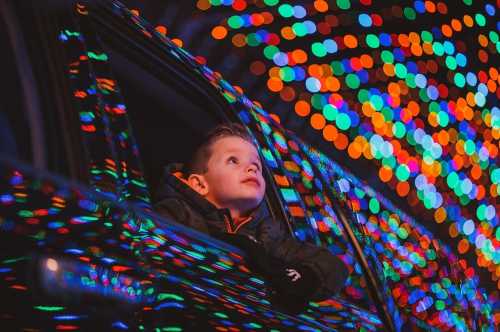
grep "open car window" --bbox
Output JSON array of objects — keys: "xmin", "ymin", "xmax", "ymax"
[
  {"xmin": 98, "ymin": 35, "xmax": 220, "ymax": 191},
  {"xmin": 87, "ymin": 4, "xmax": 290, "ymax": 226}
]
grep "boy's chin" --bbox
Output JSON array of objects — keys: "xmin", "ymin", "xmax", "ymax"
[{"xmin": 234, "ymin": 197, "xmax": 263, "ymax": 213}]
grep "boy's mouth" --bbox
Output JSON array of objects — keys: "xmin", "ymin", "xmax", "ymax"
[{"xmin": 242, "ymin": 177, "xmax": 260, "ymax": 187}]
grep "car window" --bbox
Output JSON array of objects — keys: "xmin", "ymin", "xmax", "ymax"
[
  {"xmin": 102, "ymin": 46, "xmax": 215, "ymax": 191},
  {"xmin": 88, "ymin": 7, "xmax": 231, "ymax": 193}
]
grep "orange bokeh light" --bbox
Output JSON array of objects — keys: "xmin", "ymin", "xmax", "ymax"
[
  {"xmin": 379, "ymin": 166, "xmax": 393, "ymax": 182},
  {"xmin": 267, "ymin": 77, "xmax": 283, "ymax": 92},
  {"xmin": 323, "ymin": 124, "xmax": 338, "ymax": 142},
  {"xmin": 334, "ymin": 133, "xmax": 349, "ymax": 150},
  {"xmin": 155, "ymin": 25, "xmax": 167, "ymax": 35},
  {"xmin": 458, "ymin": 239, "xmax": 469, "ymax": 254},
  {"xmin": 396, "ymin": 181, "xmax": 410, "ymax": 197},
  {"xmin": 344, "ymin": 35, "xmax": 358, "ymax": 48},
  {"xmin": 314, "ymin": 0, "xmax": 329, "ymax": 12},
  {"xmin": 291, "ymin": 49, "xmax": 308, "ymax": 63},
  {"xmin": 295, "ymin": 100, "xmax": 311, "ymax": 117},
  {"xmin": 311, "ymin": 113, "xmax": 326, "ymax": 130},
  {"xmin": 347, "ymin": 142, "xmax": 363, "ymax": 159},
  {"xmin": 211, "ymin": 26, "xmax": 228, "ymax": 40},
  {"xmin": 450, "ymin": 18, "xmax": 462, "ymax": 31},
  {"xmin": 434, "ymin": 207, "xmax": 447, "ymax": 223}
]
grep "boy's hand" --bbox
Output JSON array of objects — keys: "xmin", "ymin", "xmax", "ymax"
[
  {"xmin": 268, "ymin": 265, "xmax": 319, "ymax": 314},
  {"xmin": 285, "ymin": 268, "xmax": 301, "ymax": 282},
  {"xmin": 277, "ymin": 265, "xmax": 318, "ymax": 297},
  {"xmin": 212, "ymin": 232, "xmax": 319, "ymax": 314}
]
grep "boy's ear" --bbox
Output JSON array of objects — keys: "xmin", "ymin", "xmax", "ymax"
[{"xmin": 187, "ymin": 174, "xmax": 209, "ymax": 196}]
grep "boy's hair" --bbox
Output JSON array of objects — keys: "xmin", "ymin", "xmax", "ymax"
[{"xmin": 184, "ymin": 123, "xmax": 257, "ymax": 176}]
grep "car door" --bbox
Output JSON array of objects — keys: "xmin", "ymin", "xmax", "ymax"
[
  {"xmin": 83, "ymin": 1, "xmax": 391, "ymax": 330},
  {"xmin": 0, "ymin": 0, "xmax": 385, "ymax": 331}
]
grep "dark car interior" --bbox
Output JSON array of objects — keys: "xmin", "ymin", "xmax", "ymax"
[
  {"xmin": 0, "ymin": 14, "xmax": 26, "ymax": 162},
  {"xmin": 105, "ymin": 48, "xmax": 213, "ymax": 190},
  {"xmin": 98, "ymin": 25, "xmax": 226, "ymax": 194}
]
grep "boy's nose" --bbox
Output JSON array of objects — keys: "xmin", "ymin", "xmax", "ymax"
[{"xmin": 247, "ymin": 164, "xmax": 257, "ymax": 173}]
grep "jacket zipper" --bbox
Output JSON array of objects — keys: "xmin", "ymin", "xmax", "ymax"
[
  {"xmin": 233, "ymin": 217, "xmax": 252, "ymax": 234},
  {"xmin": 224, "ymin": 216, "xmax": 235, "ymax": 234},
  {"xmin": 223, "ymin": 214, "xmax": 252, "ymax": 234}
]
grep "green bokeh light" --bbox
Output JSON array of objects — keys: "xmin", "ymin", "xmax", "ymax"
[
  {"xmin": 366, "ymin": 34, "xmax": 380, "ymax": 48},
  {"xmin": 227, "ymin": 15, "xmax": 243, "ymax": 29},
  {"xmin": 346, "ymin": 73, "xmax": 360, "ymax": 89},
  {"xmin": 396, "ymin": 164, "xmax": 410, "ymax": 181},
  {"xmin": 475, "ymin": 13, "xmax": 486, "ymax": 26},
  {"xmin": 278, "ymin": 4, "xmax": 293, "ymax": 18},
  {"xmin": 445, "ymin": 56, "xmax": 457, "ymax": 70},
  {"xmin": 323, "ymin": 104, "xmax": 338, "ymax": 121},
  {"xmin": 369, "ymin": 198, "xmax": 380, "ymax": 213},
  {"xmin": 381, "ymin": 50, "xmax": 394, "ymax": 64},
  {"xmin": 292, "ymin": 22, "xmax": 307, "ymax": 37},
  {"xmin": 336, "ymin": 112, "xmax": 352, "ymax": 130},
  {"xmin": 421, "ymin": 30, "xmax": 433, "ymax": 42},
  {"xmin": 263, "ymin": 45, "xmax": 279, "ymax": 60},
  {"xmin": 395, "ymin": 63, "xmax": 408, "ymax": 79},
  {"xmin": 393, "ymin": 121, "xmax": 406, "ymax": 138},
  {"xmin": 403, "ymin": 7, "xmax": 416, "ymax": 20},
  {"xmin": 454, "ymin": 73, "xmax": 465, "ymax": 87},
  {"xmin": 311, "ymin": 42, "xmax": 327, "ymax": 57},
  {"xmin": 263, "ymin": 0, "xmax": 279, "ymax": 5},
  {"xmin": 447, "ymin": 171, "xmax": 459, "ymax": 188},
  {"xmin": 336, "ymin": 0, "xmax": 351, "ymax": 10}
]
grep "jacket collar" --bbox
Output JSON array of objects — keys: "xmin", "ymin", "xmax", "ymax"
[{"xmin": 155, "ymin": 163, "xmax": 268, "ymax": 224}]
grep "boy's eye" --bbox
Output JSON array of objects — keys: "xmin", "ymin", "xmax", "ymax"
[{"xmin": 228, "ymin": 157, "xmax": 238, "ymax": 164}]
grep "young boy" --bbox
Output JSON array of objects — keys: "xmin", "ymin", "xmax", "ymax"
[{"xmin": 154, "ymin": 123, "xmax": 348, "ymax": 313}]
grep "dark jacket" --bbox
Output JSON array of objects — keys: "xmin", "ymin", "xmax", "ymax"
[{"xmin": 154, "ymin": 164, "xmax": 348, "ymax": 301}]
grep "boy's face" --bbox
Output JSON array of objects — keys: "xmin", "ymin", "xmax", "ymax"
[{"xmin": 196, "ymin": 136, "xmax": 265, "ymax": 214}]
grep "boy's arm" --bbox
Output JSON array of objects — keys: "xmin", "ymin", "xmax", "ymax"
[
  {"xmin": 259, "ymin": 217, "xmax": 349, "ymax": 301},
  {"xmin": 273, "ymin": 236, "xmax": 349, "ymax": 300}
]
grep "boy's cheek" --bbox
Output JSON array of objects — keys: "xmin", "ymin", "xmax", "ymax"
[{"xmin": 258, "ymin": 187, "xmax": 266, "ymax": 201}]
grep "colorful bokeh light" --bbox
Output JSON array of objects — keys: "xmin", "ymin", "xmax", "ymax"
[
  {"xmin": 190, "ymin": 0, "xmax": 499, "ymax": 304},
  {"xmin": 16, "ymin": 0, "xmax": 495, "ymax": 330}
]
